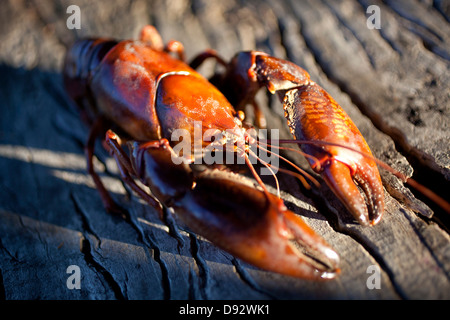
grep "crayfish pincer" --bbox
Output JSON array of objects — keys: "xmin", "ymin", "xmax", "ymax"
[{"xmin": 63, "ymin": 25, "xmax": 385, "ymax": 280}]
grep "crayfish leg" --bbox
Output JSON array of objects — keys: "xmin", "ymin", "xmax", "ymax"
[
  {"xmin": 104, "ymin": 130, "xmax": 163, "ymax": 217},
  {"xmin": 85, "ymin": 118, "xmax": 126, "ymax": 216},
  {"xmin": 189, "ymin": 49, "xmax": 227, "ymax": 70},
  {"xmin": 139, "ymin": 25, "xmax": 164, "ymax": 51}
]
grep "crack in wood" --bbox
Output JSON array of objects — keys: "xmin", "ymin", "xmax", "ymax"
[
  {"xmin": 187, "ymin": 231, "xmax": 211, "ymax": 299},
  {"xmin": 231, "ymin": 258, "xmax": 277, "ymax": 299},
  {"xmin": 79, "ymin": 236, "xmax": 126, "ymax": 300},
  {"xmin": 71, "ymin": 192, "xmax": 126, "ymax": 299},
  {"xmin": 116, "ymin": 202, "xmax": 173, "ymax": 300}
]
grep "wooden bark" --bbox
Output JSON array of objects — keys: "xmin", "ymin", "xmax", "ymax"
[{"xmin": 0, "ymin": 0, "xmax": 449, "ymax": 300}]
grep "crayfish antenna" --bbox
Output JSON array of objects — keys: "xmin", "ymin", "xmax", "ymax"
[
  {"xmin": 243, "ymin": 152, "xmax": 281, "ymax": 205},
  {"xmin": 256, "ymin": 143, "xmax": 321, "ymax": 189},
  {"xmin": 247, "ymin": 149, "xmax": 281, "ymax": 199}
]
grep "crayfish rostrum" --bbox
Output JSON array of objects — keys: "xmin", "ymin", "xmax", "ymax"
[{"xmin": 63, "ymin": 25, "xmax": 386, "ymax": 280}]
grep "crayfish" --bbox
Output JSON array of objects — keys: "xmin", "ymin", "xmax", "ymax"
[{"xmin": 63, "ymin": 25, "xmax": 387, "ymax": 280}]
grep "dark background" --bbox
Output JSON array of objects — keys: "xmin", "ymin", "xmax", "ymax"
[{"xmin": 0, "ymin": 0, "xmax": 449, "ymax": 299}]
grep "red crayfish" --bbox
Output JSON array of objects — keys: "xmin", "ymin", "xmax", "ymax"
[{"xmin": 62, "ymin": 25, "xmax": 387, "ymax": 280}]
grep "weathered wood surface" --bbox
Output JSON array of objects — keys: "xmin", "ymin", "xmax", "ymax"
[{"xmin": 0, "ymin": 0, "xmax": 449, "ymax": 300}]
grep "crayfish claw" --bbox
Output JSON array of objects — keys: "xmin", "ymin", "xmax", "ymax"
[
  {"xmin": 353, "ymin": 162, "xmax": 385, "ymax": 226},
  {"xmin": 322, "ymin": 160, "xmax": 370, "ymax": 225},
  {"xmin": 173, "ymin": 171, "xmax": 340, "ymax": 280},
  {"xmin": 131, "ymin": 141, "xmax": 340, "ymax": 279},
  {"xmin": 321, "ymin": 159, "xmax": 384, "ymax": 226},
  {"xmin": 281, "ymin": 208, "xmax": 340, "ymax": 279}
]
